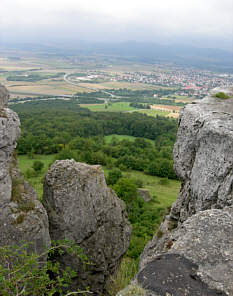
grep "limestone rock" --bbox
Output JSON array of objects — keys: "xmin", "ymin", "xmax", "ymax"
[
  {"xmin": 0, "ymin": 84, "xmax": 9, "ymax": 109},
  {"xmin": 171, "ymin": 92, "xmax": 233, "ymax": 222},
  {"xmin": 119, "ymin": 88, "xmax": 233, "ymax": 296},
  {"xmin": 0, "ymin": 85, "xmax": 50, "ymax": 259},
  {"xmin": 43, "ymin": 159, "xmax": 131, "ymax": 295},
  {"xmin": 137, "ymin": 188, "xmax": 151, "ymax": 202},
  {"xmin": 137, "ymin": 207, "xmax": 233, "ymax": 296}
]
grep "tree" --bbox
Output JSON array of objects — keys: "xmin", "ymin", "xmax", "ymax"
[
  {"xmin": 32, "ymin": 160, "xmax": 44, "ymax": 174},
  {"xmin": 107, "ymin": 168, "xmax": 122, "ymax": 185}
]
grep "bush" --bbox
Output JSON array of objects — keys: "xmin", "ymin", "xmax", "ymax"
[
  {"xmin": 107, "ymin": 168, "xmax": 122, "ymax": 185},
  {"xmin": 214, "ymin": 92, "xmax": 230, "ymax": 99},
  {"xmin": 0, "ymin": 240, "xmax": 88, "ymax": 295},
  {"xmin": 25, "ymin": 168, "xmax": 37, "ymax": 178},
  {"xmin": 32, "ymin": 160, "xmax": 44, "ymax": 173}
]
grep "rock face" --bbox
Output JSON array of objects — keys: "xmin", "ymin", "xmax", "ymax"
[
  {"xmin": 118, "ymin": 89, "xmax": 233, "ymax": 296},
  {"xmin": 171, "ymin": 89, "xmax": 233, "ymax": 222},
  {"xmin": 43, "ymin": 160, "xmax": 131, "ymax": 295},
  {"xmin": 0, "ymin": 85, "xmax": 50, "ymax": 256},
  {"xmin": 0, "ymin": 84, "xmax": 9, "ymax": 109}
]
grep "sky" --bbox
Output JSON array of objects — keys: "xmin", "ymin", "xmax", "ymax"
[{"xmin": 1, "ymin": 0, "xmax": 233, "ymax": 51}]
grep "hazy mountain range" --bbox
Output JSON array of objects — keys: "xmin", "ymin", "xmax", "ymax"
[{"xmin": 1, "ymin": 41, "xmax": 233, "ymax": 73}]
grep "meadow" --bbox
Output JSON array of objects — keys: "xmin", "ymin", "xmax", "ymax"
[
  {"xmin": 80, "ymin": 102, "xmax": 136, "ymax": 112},
  {"xmin": 18, "ymin": 153, "xmax": 180, "ymax": 207}
]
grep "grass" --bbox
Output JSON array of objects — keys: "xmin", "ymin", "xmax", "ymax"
[
  {"xmin": 107, "ymin": 257, "xmax": 138, "ymax": 296},
  {"xmin": 81, "ymin": 102, "xmax": 136, "ymax": 112},
  {"xmin": 103, "ymin": 168, "xmax": 180, "ymax": 209},
  {"xmin": 18, "ymin": 153, "xmax": 180, "ymax": 209},
  {"xmin": 136, "ymin": 109, "xmax": 169, "ymax": 117},
  {"xmin": 18, "ymin": 154, "xmax": 56, "ymax": 199},
  {"xmin": 104, "ymin": 134, "xmax": 154, "ymax": 146}
]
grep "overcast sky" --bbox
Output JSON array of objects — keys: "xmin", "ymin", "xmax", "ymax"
[{"xmin": 1, "ymin": 0, "xmax": 233, "ymax": 50}]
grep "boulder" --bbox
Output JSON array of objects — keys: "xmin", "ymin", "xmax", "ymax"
[
  {"xmin": 137, "ymin": 207, "xmax": 233, "ymax": 296},
  {"xmin": 137, "ymin": 188, "xmax": 151, "ymax": 202},
  {"xmin": 43, "ymin": 159, "xmax": 131, "ymax": 295}
]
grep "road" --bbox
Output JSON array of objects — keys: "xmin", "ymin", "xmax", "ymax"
[{"xmin": 63, "ymin": 73, "xmax": 119, "ymax": 99}]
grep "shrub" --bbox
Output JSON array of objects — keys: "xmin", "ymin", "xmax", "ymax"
[
  {"xmin": 107, "ymin": 168, "xmax": 122, "ymax": 185},
  {"xmin": 214, "ymin": 92, "xmax": 230, "ymax": 99},
  {"xmin": 0, "ymin": 240, "xmax": 88, "ymax": 295},
  {"xmin": 32, "ymin": 160, "xmax": 44, "ymax": 173}
]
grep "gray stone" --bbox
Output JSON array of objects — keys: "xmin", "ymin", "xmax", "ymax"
[
  {"xmin": 43, "ymin": 159, "xmax": 131, "ymax": 295},
  {"xmin": 171, "ymin": 93, "xmax": 233, "ymax": 222},
  {"xmin": 138, "ymin": 188, "xmax": 151, "ymax": 202},
  {"xmin": 0, "ymin": 84, "xmax": 9, "ymax": 109},
  {"xmin": 0, "ymin": 84, "xmax": 50, "ymax": 261},
  {"xmin": 119, "ymin": 88, "xmax": 233, "ymax": 296},
  {"xmin": 139, "ymin": 207, "xmax": 233, "ymax": 296}
]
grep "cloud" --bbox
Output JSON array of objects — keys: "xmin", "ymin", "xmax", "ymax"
[{"xmin": 0, "ymin": 0, "xmax": 232, "ymax": 49}]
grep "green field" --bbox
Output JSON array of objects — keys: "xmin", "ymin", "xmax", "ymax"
[
  {"xmin": 137, "ymin": 109, "xmax": 169, "ymax": 117},
  {"xmin": 103, "ymin": 167, "xmax": 180, "ymax": 209},
  {"xmin": 81, "ymin": 102, "xmax": 136, "ymax": 112},
  {"xmin": 104, "ymin": 134, "xmax": 154, "ymax": 145},
  {"xmin": 18, "ymin": 154, "xmax": 56, "ymax": 199},
  {"xmin": 18, "ymin": 154, "xmax": 180, "ymax": 208}
]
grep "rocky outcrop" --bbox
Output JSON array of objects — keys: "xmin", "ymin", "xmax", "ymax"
[
  {"xmin": 43, "ymin": 160, "xmax": 131, "ymax": 295},
  {"xmin": 0, "ymin": 84, "xmax": 9, "ymax": 109},
  {"xmin": 0, "ymin": 84, "xmax": 50, "ymax": 256},
  {"xmin": 118, "ymin": 89, "xmax": 233, "ymax": 296},
  {"xmin": 171, "ymin": 88, "xmax": 233, "ymax": 222}
]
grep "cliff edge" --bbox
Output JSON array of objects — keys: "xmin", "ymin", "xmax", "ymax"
[{"xmin": 118, "ymin": 88, "xmax": 233, "ymax": 296}]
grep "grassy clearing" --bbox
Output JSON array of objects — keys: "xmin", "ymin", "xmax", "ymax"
[
  {"xmin": 18, "ymin": 153, "xmax": 180, "ymax": 208},
  {"xmin": 18, "ymin": 154, "xmax": 56, "ymax": 199},
  {"xmin": 103, "ymin": 168, "xmax": 180, "ymax": 209},
  {"xmin": 82, "ymin": 102, "xmax": 136, "ymax": 112},
  {"xmin": 136, "ymin": 109, "xmax": 169, "ymax": 117},
  {"xmin": 104, "ymin": 134, "xmax": 154, "ymax": 145}
]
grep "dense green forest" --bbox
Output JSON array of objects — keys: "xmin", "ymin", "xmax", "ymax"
[{"xmin": 12, "ymin": 99, "xmax": 177, "ymax": 180}]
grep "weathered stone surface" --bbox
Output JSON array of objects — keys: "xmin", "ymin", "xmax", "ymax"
[
  {"xmin": 138, "ymin": 188, "xmax": 151, "ymax": 202},
  {"xmin": 0, "ymin": 85, "xmax": 50, "ymax": 258},
  {"xmin": 172, "ymin": 92, "xmax": 233, "ymax": 222},
  {"xmin": 138, "ymin": 207, "xmax": 233, "ymax": 296},
  {"xmin": 0, "ymin": 84, "xmax": 9, "ymax": 109},
  {"xmin": 43, "ymin": 159, "xmax": 131, "ymax": 295},
  {"xmin": 119, "ymin": 88, "xmax": 233, "ymax": 296}
]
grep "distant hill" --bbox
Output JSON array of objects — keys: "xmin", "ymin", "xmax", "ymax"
[{"xmin": 1, "ymin": 41, "xmax": 232, "ymax": 73}]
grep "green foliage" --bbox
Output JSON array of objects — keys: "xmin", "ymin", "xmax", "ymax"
[
  {"xmin": 113, "ymin": 177, "xmax": 164, "ymax": 259},
  {"xmin": 107, "ymin": 168, "xmax": 122, "ymax": 185},
  {"xmin": 12, "ymin": 100, "xmax": 177, "ymax": 156},
  {"xmin": 214, "ymin": 92, "xmax": 230, "ymax": 99},
  {"xmin": 113, "ymin": 178, "xmax": 138, "ymax": 204},
  {"xmin": 32, "ymin": 160, "xmax": 44, "ymax": 173},
  {"xmin": 0, "ymin": 240, "xmax": 88, "ymax": 296},
  {"xmin": 107, "ymin": 258, "xmax": 138, "ymax": 296}
]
